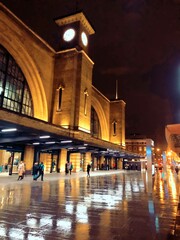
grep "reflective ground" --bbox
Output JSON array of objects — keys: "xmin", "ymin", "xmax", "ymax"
[{"xmin": 0, "ymin": 169, "xmax": 179, "ymax": 240}]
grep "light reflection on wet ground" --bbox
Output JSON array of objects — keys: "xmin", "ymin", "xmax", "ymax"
[{"xmin": 0, "ymin": 169, "xmax": 179, "ymax": 240}]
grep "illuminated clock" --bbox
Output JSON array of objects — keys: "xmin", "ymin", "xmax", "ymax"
[
  {"xmin": 81, "ymin": 32, "xmax": 88, "ymax": 46},
  {"xmin": 63, "ymin": 28, "xmax": 76, "ymax": 42},
  {"xmin": 55, "ymin": 12, "xmax": 95, "ymax": 52}
]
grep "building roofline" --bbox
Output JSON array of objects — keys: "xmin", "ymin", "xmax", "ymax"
[
  {"xmin": 0, "ymin": 3, "xmax": 56, "ymax": 53},
  {"xmin": 55, "ymin": 12, "xmax": 95, "ymax": 35}
]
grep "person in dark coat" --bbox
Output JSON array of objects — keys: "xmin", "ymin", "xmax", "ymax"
[
  {"xmin": 65, "ymin": 161, "xmax": 69, "ymax": 175},
  {"xmin": 36, "ymin": 162, "xmax": 44, "ymax": 181},
  {"xmin": 87, "ymin": 163, "xmax": 91, "ymax": 177},
  {"xmin": 68, "ymin": 162, "xmax": 73, "ymax": 175},
  {"xmin": 32, "ymin": 162, "xmax": 39, "ymax": 181}
]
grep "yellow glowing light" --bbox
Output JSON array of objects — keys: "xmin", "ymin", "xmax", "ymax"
[
  {"xmin": 78, "ymin": 127, "xmax": 90, "ymax": 133},
  {"xmin": 61, "ymin": 125, "xmax": 69, "ymax": 129},
  {"xmin": 167, "ymin": 151, "xmax": 172, "ymax": 156},
  {"xmin": 168, "ymin": 170, "xmax": 177, "ymax": 199},
  {"xmin": 60, "ymin": 119, "xmax": 70, "ymax": 129}
]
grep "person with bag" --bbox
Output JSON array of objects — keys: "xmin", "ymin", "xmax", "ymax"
[
  {"xmin": 32, "ymin": 162, "xmax": 39, "ymax": 181},
  {"xmin": 36, "ymin": 162, "xmax": 44, "ymax": 181},
  {"xmin": 68, "ymin": 162, "xmax": 73, "ymax": 175},
  {"xmin": 17, "ymin": 161, "xmax": 25, "ymax": 180}
]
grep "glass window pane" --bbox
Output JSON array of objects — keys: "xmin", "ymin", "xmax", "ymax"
[
  {"xmin": 0, "ymin": 44, "xmax": 33, "ymax": 117},
  {"xmin": 91, "ymin": 107, "xmax": 101, "ymax": 138}
]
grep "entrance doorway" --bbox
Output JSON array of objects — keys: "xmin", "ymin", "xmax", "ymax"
[
  {"xmin": 0, "ymin": 150, "xmax": 23, "ymax": 174},
  {"xmin": 39, "ymin": 150, "xmax": 59, "ymax": 173}
]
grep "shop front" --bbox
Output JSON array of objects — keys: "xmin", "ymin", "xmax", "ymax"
[{"xmin": 0, "ymin": 150, "xmax": 23, "ymax": 174}]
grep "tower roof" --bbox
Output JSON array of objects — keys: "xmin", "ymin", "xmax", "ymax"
[{"xmin": 55, "ymin": 12, "xmax": 95, "ymax": 35}]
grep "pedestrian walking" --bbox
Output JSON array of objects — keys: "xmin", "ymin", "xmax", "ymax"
[
  {"xmin": 52, "ymin": 161, "xmax": 56, "ymax": 172},
  {"xmin": 32, "ymin": 162, "xmax": 39, "ymax": 181},
  {"xmin": 36, "ymin": 162, "xmax": 44, "ymax": 181},
  {"xmin": 4, "ymin": 163, "xmax": 8, "ymax": 172},
  {"xmin": 65, "ymin": 161, "xmax": 69, "ymax": 175},
  {"xmin": 17, "ymin": 161, "xmax": 25, "ymax": 180},
  {"xmin": 87, "ymin": 163, "xmax": 91, "ymax": 177},
  {"xmin": 135, "ymin": 164, "xmax": 138, "ymax": 170},
  {"xmin": 68, "ymin": 162, "xmax": 73, "ymax": 175}
]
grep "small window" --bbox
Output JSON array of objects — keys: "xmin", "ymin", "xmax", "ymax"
[
  {"xmin": 133, "ymin": 146, "xmax": 137, "ymax": 151},
  {"xmin": 57, "ymin": 85, "xmax": 64, "ymax": 111},
  {"xmin": 112, "ymin": 121, "xmax": 117, "ymax": 136},
  {"xmin": 84, "ymin": 89, "xmax": 88, "ymax": 116},
  {"xmin": 128, "ymin": 146, "xmax": 132, "ymax": 151}
]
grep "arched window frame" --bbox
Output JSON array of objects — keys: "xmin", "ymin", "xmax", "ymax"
[
  {"xmin": 91, "ymin": 106, "xmax": 101, "ymax": 138},
  {"xmin": 0, "ymin": 44, "xmax": 33, "ymax": 116}
]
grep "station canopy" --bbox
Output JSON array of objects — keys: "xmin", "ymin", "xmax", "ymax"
[{"xmin": 0, "ymin": 109, "xmax": 143, "ymax": 159}]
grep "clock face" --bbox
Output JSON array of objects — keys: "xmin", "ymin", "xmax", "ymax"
[
  {"xmin": 81, "ymin": 32, "xmax": 88, "ymax": 46},
  {"xmin": 63, "ymin": 28, "xmax": 76, "ymax": 42}
]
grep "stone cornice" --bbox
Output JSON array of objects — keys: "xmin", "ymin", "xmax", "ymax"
[{"xmin": 55, "ymin": 12, "xmax": 95, "ymax": 35}]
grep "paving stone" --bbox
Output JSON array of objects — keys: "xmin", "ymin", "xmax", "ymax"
[{"xmin": 0, "ymin": 169, "xmax": 179, "ymax": 240}]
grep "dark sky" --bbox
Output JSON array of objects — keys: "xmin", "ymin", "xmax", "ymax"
[{"xmin": 2, "ymin": 0, "xmax": 180, "ymax": 150}]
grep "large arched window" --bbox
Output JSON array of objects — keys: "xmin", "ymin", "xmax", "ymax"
[
  {"xmin": 0, "ymin": 45, "xmax": 33, "ymax": 116},
  {"xmin": 91, "ymin": 106, "xmax": 101, "ymax": 138}
]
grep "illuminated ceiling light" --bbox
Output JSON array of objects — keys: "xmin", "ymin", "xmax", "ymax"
[
  {"xmin": 61, "ymin": 140, "xmax": 72, "ymax": 143},
  {"xmin": 45, "ymin": 141, "xmax": 55, "ymax": 144},
  {"xmin": 39, "ymin": 135, "xmax": 50, "ymax": 139},
  {"xmin": 33, "ymin": 142, "xmax": 40, "ymax": 145},
  {"xmin": 68, "ymin": 147, "xmax": 74, "ymax": 150},
  {"xmin": 84, "ymin": 143, "xmax": 88, "ymax": 146},
  {"xmin": 78, "ymin": 147, "xmax": 86, "ymax": 149},
  {"xmin": 1, "ymin": 128, "xmax": 17, "ymax": 132},
  {"xmin": 107, "ymin": 149, "xmax": 113, "ymax": 152}
]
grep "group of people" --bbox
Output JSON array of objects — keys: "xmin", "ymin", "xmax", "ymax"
[
  {"xmin": 65, "ymin": 161, "xmax": 73, "ymax": 175},
  {"xmin": 17, "ymin": 160, "xmax": 92, "ymax": 180},
  {"xmin": 32, "ymin": 162, "xmax": 44, "ymax": 181},
  {"xmin": 17, "ymin": 161, "xmax": 45, "ymax": 181},
  {"xmin": 47, "ymin": 161, "xmax": 91, "ymax": 177},
  {"xmin": 65, "ymin": 161, "xmax": 91, "ymax": 177}
]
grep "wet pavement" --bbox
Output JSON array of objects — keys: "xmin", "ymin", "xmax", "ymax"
[{"xmin": 0, "ymin": 169, "xmax": 179, "ymax": 240}]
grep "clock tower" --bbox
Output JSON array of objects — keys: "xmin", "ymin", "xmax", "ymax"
[
  {"xmin": 55, "ymin": 12, "xmax": 95, "ymax": 54},
  {"xmin": 52, "ymin": 12, "xmax": 95, "ymax": 133}
]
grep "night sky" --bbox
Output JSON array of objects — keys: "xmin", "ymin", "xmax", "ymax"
[{"xmin": 2, "ymin": 0, "xmax": 180, "ymax": 150}]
